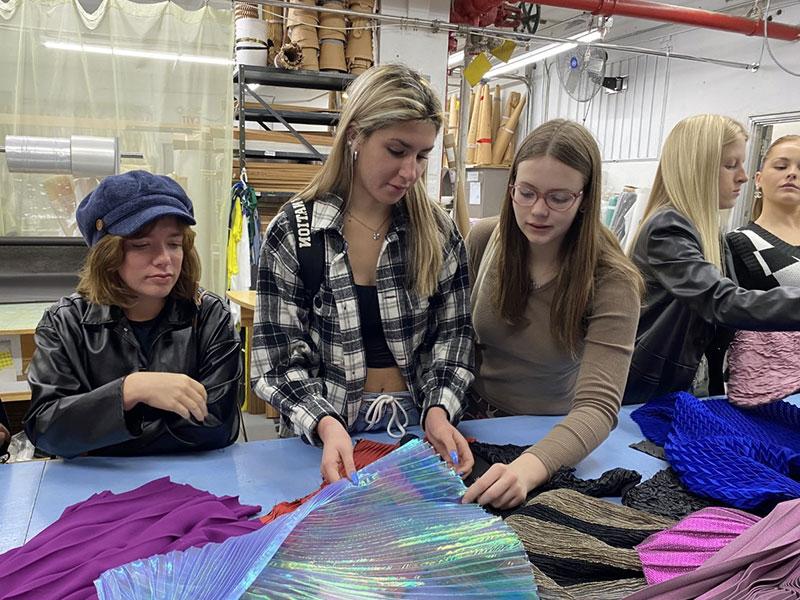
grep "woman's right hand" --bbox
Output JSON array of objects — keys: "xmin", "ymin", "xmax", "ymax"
[
  {"xmin": 317, "ymin": 416, "xmax": 357, "ymax": 484},
  {"xmin": 122, "ymin": 372, "xmax": 208, "ymax": 422}
]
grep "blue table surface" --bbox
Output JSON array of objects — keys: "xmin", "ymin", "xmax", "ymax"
[{"xmin": 0, "ymin": 404, "xmax": 669, "ymax": 554}]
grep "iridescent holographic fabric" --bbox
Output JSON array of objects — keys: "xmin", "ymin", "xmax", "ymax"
[{"xmin": 95, "ymin": 440, "xmax": 538, "ymax": 599}]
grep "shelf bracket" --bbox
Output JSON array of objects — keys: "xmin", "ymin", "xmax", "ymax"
[{"xmin": 244, "ymin": 85, "xmax": 325, "ymax": 161}]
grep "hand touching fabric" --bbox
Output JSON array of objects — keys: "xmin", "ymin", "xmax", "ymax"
[
  {"xmin": 462, "ymin": 453, "xmax": 549, "ymax": 509},
  {"xmin": 317, "ymin": 416, "xmax": 358, "ymax": 484},
  {"xmin": 424, "ymin": 406, "xmax": 474, "ymax": 477}
]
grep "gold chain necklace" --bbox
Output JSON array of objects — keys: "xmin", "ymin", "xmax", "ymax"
[{"xmin": 346, "ymin": 210, "xmax": 391, "ymax": 241}]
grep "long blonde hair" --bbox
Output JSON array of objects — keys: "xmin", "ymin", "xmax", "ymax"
[
  {"xmin": 294, "ymin": 64, "xmax": 446, "ymax": 297},
  {"xmin": 633, "ymin": 114, "xmax": 747, "ymax": 270},
  {"xmin": 751, "ymin": 134, "xmax": 800, "ymax": 220},
  {"xmin": 495, "ymin": 119, "xmax": 643, "ymax": 355}
]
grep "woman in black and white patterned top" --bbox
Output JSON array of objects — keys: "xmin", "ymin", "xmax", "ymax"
[{"xmin": 726, "ymin": 135, "xmax": 800, "ymax": 405}]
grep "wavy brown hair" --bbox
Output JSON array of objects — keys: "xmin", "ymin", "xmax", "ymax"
[
  {"xmin": 495, "ymin": 119, "xmax": 643, "ymax": 355},
  {"xmin": 77, "ymin": 220, "xmax": 200, "ymax": 308}
]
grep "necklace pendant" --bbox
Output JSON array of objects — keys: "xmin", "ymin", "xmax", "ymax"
[{"xmin": 372, "ymin": 232, "xmax": 381, "ymax": 241}]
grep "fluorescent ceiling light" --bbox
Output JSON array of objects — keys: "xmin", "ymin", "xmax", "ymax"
[
  {"xmin": 448, "ymin": 50, "xmax": 465, "ymax": 68},
  {"xmin": 485, "ymin": 30, "xmax": 602, "ymax": 79},
  {"xmin": 43, "ymin": 41, "xmax": 233, "ymax": 66}
]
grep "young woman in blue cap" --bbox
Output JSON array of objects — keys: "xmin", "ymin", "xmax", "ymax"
[{"xmin": 24, "ymin": 170, "xmax": 241, "ymax": 457}]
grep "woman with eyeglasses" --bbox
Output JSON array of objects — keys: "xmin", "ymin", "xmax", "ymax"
[{"xmin": 461, "ymin": 120, "xmax": 643, "ymax": 509}]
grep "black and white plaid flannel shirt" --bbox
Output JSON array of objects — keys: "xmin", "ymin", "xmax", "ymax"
[{"xmin": 251, "ymin": 194, "xmax": 474, "ymax": 445}]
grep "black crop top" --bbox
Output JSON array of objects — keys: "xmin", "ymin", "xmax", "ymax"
[{"xmin": 355, "ymin": 285, "xmax": 397, "ymax": 368}]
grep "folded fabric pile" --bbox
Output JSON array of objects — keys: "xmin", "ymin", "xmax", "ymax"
[
  {"xmin": 627, "ymin": 497, "xmax": 800, "ymax": 599},
  {"xmin": 631, "ymin": 392, "xmax": 800, "ymax": 510},
  {"xmin": 636, "ymin": 506, "xmax": 760, "ymax": 585},
  {"xmin": 504, "ymin": 488, "xmax": 675, "ymax": 600},
  {"xmin": 0, "ymin": 477, "xmax": 263, "ymax": 600},
  {"xmin": 95, "ymin": 439, "xmax": 538, "ymax": 599}
]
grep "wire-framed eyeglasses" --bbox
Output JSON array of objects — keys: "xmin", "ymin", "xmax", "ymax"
[{"xmin": 509, "ymin": 184, "xmax": 583, "ymax": 212}]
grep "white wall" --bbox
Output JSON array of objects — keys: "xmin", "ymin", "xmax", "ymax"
[
  {"xmin": 378, "ymin": 0, "xmax": 450, "ymax": 199},
  {"xmin": 529, "ymin": 2, "xmax": 800, "ymax": 195}
]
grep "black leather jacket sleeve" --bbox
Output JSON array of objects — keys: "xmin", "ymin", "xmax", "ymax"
[
  {"xmin": 164, "ymin": 298, "xmax": 242, "ymax": 449},
  {"xmin": 643, "ymin": 211, "xmax": 800, "ymax": 330},
  {"xmin": 25, "ymin": 293, "xmax": 241, "ymax": 458},
  {"xmin": 26, "ymin": 313, "xmax": 135, "ymax": 456}
]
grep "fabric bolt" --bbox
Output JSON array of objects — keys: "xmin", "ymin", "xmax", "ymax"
[
  {"xmin": 625, "ymin": 497, "xmax": 800, "ymax": 599},
  {"xmin": 726, "ymin": 330, "xmax": 800, "ymax": 407},
  {"xmin": 631, "ymin": 392, "xmax": 800, "ymax": 510},
  {"xmin": 636, "ymin": 506, "xmax": 760, "ymax": 585},
  {"xmin": 96, "ymin": 440, "xmax": 538, "ymax": 600},
  {"xmin": 0, "ymin": 477, "xmax": 263, "ymax": 600},
  {"xmin": 505, "ymin": 488, "xmax": 675, "ymax": 599},
  {"xmin": 623, "ymin": 468, "xmax": 720, "ymax": 520}
]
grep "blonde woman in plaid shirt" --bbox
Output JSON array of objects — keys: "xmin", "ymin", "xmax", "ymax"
[{"xmin": 251, "ymin": 65, "xmax": 475, "ymax": 484}]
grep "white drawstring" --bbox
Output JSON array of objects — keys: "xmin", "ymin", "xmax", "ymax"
[{"xmin": 363, "ymin": 394, "xmax": 409, "ymax": 439}]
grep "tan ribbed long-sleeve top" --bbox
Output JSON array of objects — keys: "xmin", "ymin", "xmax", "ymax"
[{"xmin": 466, "ymin": 218, "xmax": 640, "ymax": 476}]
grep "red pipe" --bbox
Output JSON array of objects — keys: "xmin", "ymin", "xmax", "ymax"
[
  {"xmin": 530, "ymin": 0, "xmax": 800, "ymax": 41},
  {"xmin": 450, "ymin": 0, "xmax": 800, "ymax": 41}
]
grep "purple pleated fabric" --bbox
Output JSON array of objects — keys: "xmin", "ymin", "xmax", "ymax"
[
  {"xmin": 637, "ymin": 507, "xmax": 761, "ymax": 584},
  {"xmin": 625, "ymin": 498, "xmax": 800, "ymax": 599},
  {"xmin": 0, "ymin": 477, "xmax": 263, "ymax": 600}
]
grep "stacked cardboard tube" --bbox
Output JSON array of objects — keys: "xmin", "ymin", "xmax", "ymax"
[
  {"xmin": 319, "ymin": 0, "xmax": 347, "ymax": 72},
  {"xmin": 235, "ymin": 3, "xmax": 269, "ymax": 67},
  {"xmin": 461, "ymin": 85, "xmax": 527, "ymax": 166},
  {"xmin": 346, "ymin": 0, "xmax": 375, "ymax": 74},
  {"xmin": 287, "ymin": 0, "xmax": 319, "ymax": 71},
  {"xmin": 263, "ymin": 4, "xmax": 284, "ymax": 65}
]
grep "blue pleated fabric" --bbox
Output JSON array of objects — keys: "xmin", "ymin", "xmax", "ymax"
[
  {"xmin": 631, "ymin": 392, "xmax": 800, "ymax": 510},
  {"xmin": 95, "ymin": 439, "xmax": 538, "ymax": 599}
]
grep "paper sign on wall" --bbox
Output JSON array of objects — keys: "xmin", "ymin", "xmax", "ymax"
[{"xmin": 469, "ymin": 182, "xmax": 482, "ymax": 205}]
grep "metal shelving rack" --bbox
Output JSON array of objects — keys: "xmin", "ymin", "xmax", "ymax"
[{"xmin": 234, "ymin": 65, "xmax": 356, "ymax": 170}]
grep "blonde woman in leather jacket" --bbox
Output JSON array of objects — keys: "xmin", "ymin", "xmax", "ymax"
[{"xmin": 625, "ymin": 115, "xmax": 800, "ymax": 404}]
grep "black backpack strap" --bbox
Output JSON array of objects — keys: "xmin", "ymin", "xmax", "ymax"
[{"xmin": 282, "ymin": 198, "xmax": 324, "ymax": 308}]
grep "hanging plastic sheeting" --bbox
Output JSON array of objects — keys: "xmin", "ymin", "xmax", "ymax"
[{"xmin": 94, "ymin": 439, "xmax": 538, "ymax": 599}]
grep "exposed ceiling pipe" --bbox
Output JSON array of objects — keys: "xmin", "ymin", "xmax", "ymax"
[
  {"xmin": 255, "ymin": 0, "xmax": 759, "ymax": 70},
  {"xmin": 524, "ymin": 0, "xmax": 800, "ymax": 41}
]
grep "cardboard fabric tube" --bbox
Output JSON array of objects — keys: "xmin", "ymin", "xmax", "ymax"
[
  {"xmin": 345, "ymin": 16, "xmax": 373, "ymax": 72},
  {"xmin": 287, "ymin": 0, "xmax": 317, "ymax": 29},
  {"xmin": 447, "ymin": 95, "xmax": 459, "ymax": 142},
  {"xmin": 492, "ymin": 94, "xmax": 526, "ymax": 164},
  {"xmin": 288, "ymin": 24, "xmax": 320, "ymax": 49},
  {"xmin": 492, "ymin": 85, "xmax": 502, "ymax": 142},
  {"xmin": 476, "ymin": 85, "xmax": 493, "ymax": 165},
  {"xmin": 319, "ymin": 39, "xmax": 347, "ymax": 71},
  {"xmin": 465, "ymin": 85, "xmax": 483, "ymax": 164},
  {"xmin": 264, "ymin": 6, "xmax": 284, "ymax": 62},
  {"xmin": 320, "ymin": 1, "xmax": 347, "ymax": 41}
]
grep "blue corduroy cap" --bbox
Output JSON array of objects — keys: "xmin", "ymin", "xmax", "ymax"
[{"xmin": 76, "ymin": 170, "xmax": 196, "ymax": 247}]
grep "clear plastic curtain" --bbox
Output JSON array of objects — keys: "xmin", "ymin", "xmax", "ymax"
[{"xmin": 0, "ymin": 0, "xmax": 233, "ymax": 294}]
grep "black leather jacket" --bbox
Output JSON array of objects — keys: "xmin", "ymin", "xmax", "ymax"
[
  {"xmin": 24, "ymin": 291, "xmax": 241, "ymax": 458},
  {"xmin": 624, "ymin": 208, "xmax": 800, "ymax": 403}
]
